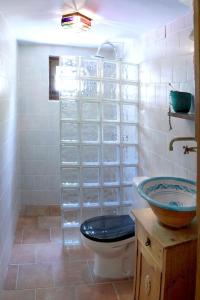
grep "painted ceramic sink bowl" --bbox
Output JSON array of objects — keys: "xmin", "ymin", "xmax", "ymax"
[{"xmin": 138, "ymin": 177, "xmax": 196, "ymax": 228}]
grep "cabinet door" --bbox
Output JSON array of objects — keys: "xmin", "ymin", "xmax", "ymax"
[{"xmin": 135, "ymin": 241, "xmax": 162, "ymax": 300}]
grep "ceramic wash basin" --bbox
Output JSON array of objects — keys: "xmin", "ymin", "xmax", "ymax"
[{"xmin": 138, "ymin": 177, "xmax": 196, "ymax": 228}]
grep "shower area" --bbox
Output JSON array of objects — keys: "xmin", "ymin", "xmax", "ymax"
[{"xmin": 59, "ymin": 50, "xmax": 139, "ymax": 246}]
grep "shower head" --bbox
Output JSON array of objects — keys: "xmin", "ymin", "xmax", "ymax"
[
  {"xmin": 94, "ymin": 41, "xmax": 120, "ymax": 60},
  {"xmin": 94, "ymin": 54, "xmax": 104, "ymax": 59}
]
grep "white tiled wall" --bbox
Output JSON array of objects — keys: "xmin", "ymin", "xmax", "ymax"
[
  {"xmin": 18, "ymin": 44, "xmax": 98, "ymax": 205},
  {"xmin": 0, "ymin": 14, "xmax": 20, "ymax": 288},
  {"xmin": 139, "ymin": 12, "xmax": 196, "ymax": 180},
  {"xmin": 18, "ymin": 12, "xmax": 196, "ymax": 208}
]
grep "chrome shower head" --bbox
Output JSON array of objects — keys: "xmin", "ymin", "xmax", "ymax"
[{"xmin": 94, "ymin": 41, "xmax": 119, "ymax": 60}]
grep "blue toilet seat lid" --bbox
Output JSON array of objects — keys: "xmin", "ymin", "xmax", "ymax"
[{"xmin": 80, "ymin": 215, "xmax": 135, "ymax": 243}]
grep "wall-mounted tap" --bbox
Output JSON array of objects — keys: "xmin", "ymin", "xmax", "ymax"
[
  {"xmin": 183, "ymin": 145, "xmax": 197, "ymax": 154},
  {"xmin": 169, "ymin": 137, "xmax": 197, "ymax": 154}
]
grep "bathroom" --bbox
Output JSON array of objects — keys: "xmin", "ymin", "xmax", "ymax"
[{"xmin": 0, "ymin": 0, "xmax": 199, "ymax": 299}]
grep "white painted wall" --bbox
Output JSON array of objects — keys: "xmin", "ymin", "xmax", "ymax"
[
  {"xmin": 0, "ymin": 14, "xmax": 20, "ymax": 288},
  {"xmin": 18, "ymin": 44, "xmax": 99, "ymax": 206},
  {"xmin": 139, "ymin": 12, "xmax": 196, "ymax": 180}
]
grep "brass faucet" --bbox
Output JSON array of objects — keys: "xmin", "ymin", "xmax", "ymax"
[{"xmin": 169, "ymin": 137, "xmax": 197, "ymax": 154}]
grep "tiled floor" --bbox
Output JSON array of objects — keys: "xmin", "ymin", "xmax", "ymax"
[{"xmin": 1, "ymin": 215, "xmax": 133, "ymax": 300}]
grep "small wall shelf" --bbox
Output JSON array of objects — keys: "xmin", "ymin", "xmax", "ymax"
[
  {"xmin": 168, "ymin": 111, "xmax": 195, "ymax": 121},
  {"xmin": 168, "ymin": 107, "xmax": 195, "ymax": 130}
]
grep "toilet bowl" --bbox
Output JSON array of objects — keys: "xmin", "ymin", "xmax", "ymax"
[
  {"xmin": 81, "ymin": 214, "xmax": 135, "ymax": 278},
  {"xmin": 80, "ymin": 176, "xmax": 149, "ymax": 279}
]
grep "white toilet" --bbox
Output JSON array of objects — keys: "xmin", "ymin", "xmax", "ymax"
[{"xmin": 80, "ymin": 177, "xmax": 149, "ymax": 279}]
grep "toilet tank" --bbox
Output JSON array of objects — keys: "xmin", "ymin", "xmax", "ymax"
[{"xmin": 132, "ymin": 177, "xmax": 149, "ymax": 209}]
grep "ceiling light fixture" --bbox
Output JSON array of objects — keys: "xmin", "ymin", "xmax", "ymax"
[{"xmin": 61, "ymin": 12, "xmax": 92, "ymax": 31}]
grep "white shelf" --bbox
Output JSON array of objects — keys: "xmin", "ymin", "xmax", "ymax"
[{"xmin": 168, "ymin": 111, "xmax": 195, "ymax": 121}]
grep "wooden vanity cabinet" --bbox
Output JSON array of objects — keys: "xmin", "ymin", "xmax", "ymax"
[{"xmin": 132, "ymin": 208, "xmax": 197, "ymax": 300}]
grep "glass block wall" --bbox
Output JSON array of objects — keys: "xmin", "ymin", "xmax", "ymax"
[{"xmin": 59, "ymin": 56, "xmax": 139, "ymax": 246}]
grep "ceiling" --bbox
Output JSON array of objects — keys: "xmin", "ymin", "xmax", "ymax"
[{"xmin": 0, "ymin": 0, "xmax": 191, "ymax": 47}]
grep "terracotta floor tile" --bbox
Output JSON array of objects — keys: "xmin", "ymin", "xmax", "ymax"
[
  {"xmin": 23, "ymin": 205, "xmax": 50, "ymax": 217},
  {"xmin": 36, "ymin": 243, "xmax": 68, "ymax": 263},
  {"xmin": 113, "ymin": 280, "xmax": 133, "ymax": 300},
  {"xmin": 49, "ymin": 206, "xmax": 61, "ymax": 216},
  {"xmin": 52, "ymin": 261, "xmax": 93, "ymax": 287},
  {"xmin": 38, "ymin": 216, "xmax": 61, "ymax": 229},
  {"xmin": 76, "ymin": 283, "xmax": 118, "ymax": 300},
  {"xmin": 4, "ymin": 211, "xmax": 132, "ymax": 300},
  {"xmin": 14, "ymin": 229, "xmax": 23, "ymax": 244},
  {"xmin": 50, "ymin": 227, "xmax": 62, "ymax": 243},
  {"xmin": 22, "ymin": 228, "xmax": 50, "ymax": 244},
  {"xmin": 17, "ymin": 263, "xmax": 54, "ymax": 289},
  {"xmin": 10, "ymin": 244, "xmax": 36, "ymax": 264},
  {"xmin": 3, "ymin": 265, "xmax": 18, "ymax": 290},
  {"xmin": 36, "ymin": 206, "xmax": 51, "ymax": 216},
  {"xmin": 66, "ymin": 245, "xmax": 93, "ymax": 261},
  {"xmin": 1, "ymin": 289, "xmax": 35, "ymax": 300},
  {"xmin": 17, "ymin": 217, "xmax": 38, "ymax": 230},
  {"xmin": 36, "ymin": 287, "xmax": 75, "ymax": 300}
]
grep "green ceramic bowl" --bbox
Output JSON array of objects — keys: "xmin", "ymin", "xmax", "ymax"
[{"xmin": 170, "ymin": 91, "xmax": 192, "ymax": 113}]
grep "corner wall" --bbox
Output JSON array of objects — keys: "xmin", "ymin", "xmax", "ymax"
[
  {"xmin": 0, "ymin": 14, "xmax": 20, "ymax": 288},
  {"xmin": 139, "ymin": 12, "xmax": 196, "ymax": 180}
]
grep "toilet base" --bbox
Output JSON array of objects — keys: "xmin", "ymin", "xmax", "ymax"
[{"xmin": 93, "ymin": 241, "xmax": 135, "ymax": 279}]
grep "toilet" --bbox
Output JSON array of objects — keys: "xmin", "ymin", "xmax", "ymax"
[{"xmin": 80, "ymin": 177, "xmax": 149, "ymax": 279}]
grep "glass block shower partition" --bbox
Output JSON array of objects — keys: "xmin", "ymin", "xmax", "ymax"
[{"xmin": 59, "ymin": 56, "xmax": 139, "ymax": 246}]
